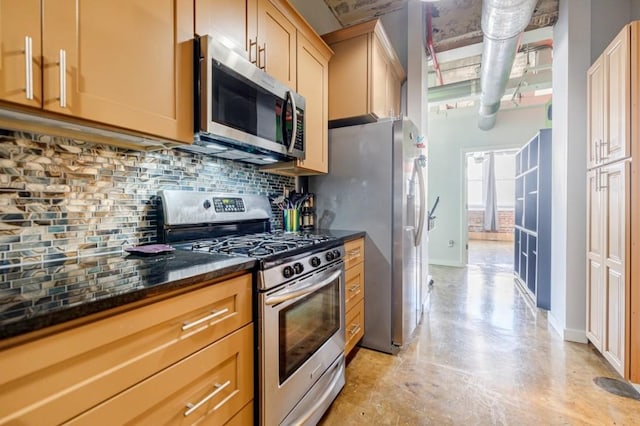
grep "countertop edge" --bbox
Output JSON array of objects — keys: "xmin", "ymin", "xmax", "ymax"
[{"xmin": 0, "ymin": 257, "xmax": 256, "ymax": 342}]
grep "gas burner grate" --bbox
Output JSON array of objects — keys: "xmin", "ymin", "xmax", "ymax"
[{"xmin": 188, "ymin": 231, "xmax": 337, "ymax": 259}]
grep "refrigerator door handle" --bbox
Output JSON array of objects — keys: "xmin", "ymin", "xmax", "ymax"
[{"xmin": 414, "ymin": 157, "xmax": 426, "ymax": 247}]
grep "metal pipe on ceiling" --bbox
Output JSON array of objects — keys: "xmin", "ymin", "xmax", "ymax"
[{"xmin": 477, "ymin": 0, "xmax": 538, "ymax": 130}]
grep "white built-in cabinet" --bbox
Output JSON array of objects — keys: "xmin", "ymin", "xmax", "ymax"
[{"xmin": 586, "ymin": 21, "xmax": 639, "ymax": 382}]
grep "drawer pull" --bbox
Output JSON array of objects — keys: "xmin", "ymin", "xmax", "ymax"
[
  {"xmin": 24, "ymin": 36, "xmax": 33, "ymax": 100},
  {"xmin": 349, "ymin": 324, "xmax": 361, "ymax": 336},
  {"xmin": 347, "ymin": 249, "xmax": 361, "ymax": 261},
  {"xmin": 349, "ymin": 284, "xmax": 360, "ymax": 292},
  {"xmin": 181, "ymin": 308, "xmax": 229, "ymax": 331},
  {"xmin": 184, "ymin": 380, "xmax": 231, "ymax": 417}
]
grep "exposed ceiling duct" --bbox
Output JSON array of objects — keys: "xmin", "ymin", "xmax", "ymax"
[{"xmin": 477, "ymin": 0, "xmax": 538, "ymax": 130}]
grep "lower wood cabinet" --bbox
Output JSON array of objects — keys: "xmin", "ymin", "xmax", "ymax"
[
  {"xmin": 344, "ymin": 237, "xmax": 365, "ymax": 356},
  {"xmin": 0, "ymin": 273, "xmax": 253, "ymax": 425}
]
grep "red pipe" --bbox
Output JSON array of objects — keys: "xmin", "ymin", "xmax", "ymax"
[{"xmin": 426, "ymin": 3, "xmax": 443, "ymax": 86}]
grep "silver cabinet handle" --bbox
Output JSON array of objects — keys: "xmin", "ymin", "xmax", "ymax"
[
  {"xmin": 347, "ymin": 249, "xmax": 361, "ymax": 261},
  {"xmin": 258, "ymin": 43, "xmax": 266, "ymax": 70},
  {"xmin": 184, "ymin": 380, "xmax": 231, "ymax": 417},
  {"xmin": 595, "ymin": 169, "xmax": 600, "ymax": 192},
  {"xmin": 24, "ymin": 36, "xmax": 33, "ymax": 100},
  {"xmin": 599, "ymin": 169, "xmax": 608, "ymax": 190},
  {"xmin": 348, "ymin": 284, "xmax": 360, "ymax": 293},
  {"xmin": 594, "ymin": 139, "xmax": 600, "ymax": 164},
  {"xmin": 249, "ymin": 38, "xmax": 258, "ymax": 64},
  {"xmin": 181, "ymin": 308, "xmax": 229, "ymax": 331},
  {"xmin": 600, "ymin": 139, "xmax": 610, "ymax": 161},
  {"xmin": 349, "ymin": 324, "xmax": 361, "ymax": 335},
  {"xmin": 58, "ymin": 49, "xmax": 67, "ymax": 108}
]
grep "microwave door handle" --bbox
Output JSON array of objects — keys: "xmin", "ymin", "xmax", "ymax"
[{"xmin": 286, "ymin": 91, "xmax": 297, "ymax": 154}]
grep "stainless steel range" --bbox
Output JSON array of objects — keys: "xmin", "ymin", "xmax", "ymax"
[{"xmin": 158, "ymin": 190, "xmax": 345, "ymax": 426}]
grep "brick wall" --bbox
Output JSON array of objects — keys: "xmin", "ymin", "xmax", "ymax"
[
  {"xmin": 0, "ymin": 130, "xmax": 294, "ymax": 267},
  {"xmin": 467, "ymin": 209, "xmax": 515, "ymax": 234}
]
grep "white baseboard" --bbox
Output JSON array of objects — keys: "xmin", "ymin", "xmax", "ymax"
[{"xmin": 547, "ymin": 312, "xmax": 587, "ymax": 343}]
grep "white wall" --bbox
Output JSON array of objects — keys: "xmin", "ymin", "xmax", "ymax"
[
  {"xmin": 590, "ymin": 0, "xmax": 632, "ymax": 62},
  {"xmin": 427, "ymin": 104, "xmax": 548, "ymax": 266},
  {"xmin": 634, "ymin": 0, "xmax": 640, "ymax": 19}
]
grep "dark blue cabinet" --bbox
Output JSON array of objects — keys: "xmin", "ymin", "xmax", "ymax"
[{"xmin": 514, "ymin": 129, "xmax": 551, "ymax": 309}]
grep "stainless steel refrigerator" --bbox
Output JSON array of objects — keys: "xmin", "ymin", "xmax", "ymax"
[{"xmin": 310, "ymin": 118, "xmax": 429, "ymax": 354}]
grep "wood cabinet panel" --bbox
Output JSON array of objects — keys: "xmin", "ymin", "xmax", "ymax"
[
  {"xmin": 296, "ymin": 32, "xmax": 328, "ymax": 174},
  {"xmin": 66, "ymin": 325, "xmax": 254, "ymax": 426},
  {"xmin": 0, "ymin": 0, "xmax": 42, "ymax": 108},
  {"xmin": 603, "ymin": 27, "xmax": 631, "ymax": 163},
  {"xmin": 587, "ymin": 56, "xmax": 604, "ymax": 169},
  {"xmin": 257, "ymin": 0, "xmax": 296, "ymax": 89},
  {"xmin": 586, "ymin": 258, "xmax": 604, "ymax": 350},
  {"xmin": 605, "ymin": 270, "xmax": 625, "ymax": 374},
  {"xmin": 345, "ymin": 261, "xmax": 364, "ymax": 313},
  {"xmin": 345, "ymin": 300, "xmax": 364, "ymax": 356},
  {"xmin": 37, "ymin": 0, "xmax": 193, "ymax": 143},
  {"xmin": 195, "ymin": 0, "xmax": 251, "ymax": 55},
  {"xmin": 326, "ymin": 34, "xmax": 368, "ymax": 121},
  {"xmin": 323, "ymin": 19, "xmax": 404, "ymax": 126},
  {"xmin": 0, "ymin": 274, "xmax": 252, "ymax": 425},
  {"xmin": 344, "ymin": 238, "xmax": 365, "ymax": 270}
]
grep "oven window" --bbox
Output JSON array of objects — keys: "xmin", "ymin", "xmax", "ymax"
[
  {"xmin": 278, "ymin": 278, "xmax": 340, "ymax": 384},
  {"xmin": 211, "ymin": 64, "xmax": 285, "ymax": 144}
]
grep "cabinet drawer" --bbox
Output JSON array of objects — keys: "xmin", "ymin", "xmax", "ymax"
[
  {"xmin": 0, "ymin": 273, "xmax": 252, "ymax": 426},
  {"xmin": 225, "ymin": 401, "xmax": 253, "ymax": 426},
  {"xmin": 345, "ymin": 302, "xmax": 364, "ymax": 356},
  {"xmin": 344, "ymin": 238, "xmax": 364, "ymax": 270},
  {"xmin": 66, "ymin": 324, "xmax": 254, "ymax": 426},
  {"xmin": 345, "ymin": 262, "xmax": 365, "ymax": 313}
]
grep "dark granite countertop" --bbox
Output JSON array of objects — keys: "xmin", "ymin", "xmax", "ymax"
[
  {"xmin": 313, "ymin": 229, "xmax": 366, "ymax": 242},
  {"xmin": 0, "ymin": 250, "xmax": 255, "ymax": 340}
]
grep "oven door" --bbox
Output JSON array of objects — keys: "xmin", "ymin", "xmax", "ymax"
[{"xmin": 260, "ymin": 261, "xmax": 345, "ymax": 426}]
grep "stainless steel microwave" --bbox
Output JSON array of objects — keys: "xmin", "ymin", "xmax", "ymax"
[{"xmin": 192, "ymin": 34, "xmax": 305, "ymax": 163}]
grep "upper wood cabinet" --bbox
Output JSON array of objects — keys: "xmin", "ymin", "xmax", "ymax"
[
  {"xmin": 588, "ymin": 23, "xmax": 631, "ymax": 169},
  {"xmin": 0, "ymin": 0, "xmax": 42, "ymax": 109},
  {"xmin": 194, "ymin": 0, "xmax": 332, "ymax": 175},
  {"xmin": 0, "ymin": 0, "xmax": 194, "ymax": 144},
  {"xmin": 322, "ymin": 19, "xmax": 405, "ymax": 127},
  {"xmin": 255, "ymin": 0, "xmax": 297, "ymax": 89},
  {"xmin": 195, "ymin": 0, "xmax": 257, "ymax": 57}
]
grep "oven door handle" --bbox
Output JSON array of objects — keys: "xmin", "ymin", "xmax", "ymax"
[{"xmin": 265, "ymin": 268, "xmax": 342, "ymax": 306}]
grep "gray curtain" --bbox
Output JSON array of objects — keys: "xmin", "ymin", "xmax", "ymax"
[{"xmin": 483, "ymin": 152, "xmax": 499, "ymax": 232}]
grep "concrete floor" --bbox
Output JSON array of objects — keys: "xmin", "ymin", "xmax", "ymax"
[{"xmin": 319, "ymin": 240, "xmax": 639, "ymax": 425}]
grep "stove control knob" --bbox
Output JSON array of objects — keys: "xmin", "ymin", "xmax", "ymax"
[
  {"xmin": 293, "ymin": 262, "xmax": 304, "ymax": 274},
  {"xmin": 332, "ymin": 249, "xmax": 341, "ymax": 259},
  {"xmin": 283, "ymin": 266, "xmax": 294, "ymax": 279},
  {"xmin": 310, "ymin": 256, "xmax": 321, "ymax": 267},
  {"xmin": 325, "ymin": 251, "xmax": 334, "ymax": 261},
  {"xmin": 203, "ymin": 199, "xmax": 212, "ymax": 209}
]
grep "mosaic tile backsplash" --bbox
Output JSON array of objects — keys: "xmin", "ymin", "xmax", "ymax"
[{"xmin": 0, "ymin": 130, "xmax": 294, "ymax": 267}]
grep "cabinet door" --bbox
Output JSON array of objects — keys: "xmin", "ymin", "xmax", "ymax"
[
  {"xmin": 587, "ymin": 56, "xmax": 604, "ymax": 169},
  {"xmin": 326, "ymin": 34, "xmax": 368, "ymax": 121},
  {"xmin": 195, "ymin": 0, "xmax": 255, "ymax": 57},
  {"xmin": 370, "ymin": 33, "xmax": 388, "ymax": 119},
  {"xmin": 257, "ymin": 0, "xmax": 296, "ymax": 89},
  {"xmin": 0, "ymin": 0, "xmax": 41, "ymax": 108},
  {"xmin": 42, "ymin": 0, "xmax": 193, "ymax": 143},
  {"xmin": 296, "ymin": 33, "xmax": 328, "ymax": 174},
  {"xmin": 387, "ymin": 68, "xmax": 402, "ymax": 118},
  {"xmin": 603, "ymin": 27, "xmax": 631, "ymax": 163},
  {"xmin": 586, "ymin": 170, "xmax": 604, "ymax": 350},
  {"xmin": 602, "ymin": 161, "xmax": 629, "ymax": 376}
]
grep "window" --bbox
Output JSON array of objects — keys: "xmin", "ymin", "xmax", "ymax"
[{"xmin": 466, "ymin": 150, "xmax": 516, "ymax": 210}]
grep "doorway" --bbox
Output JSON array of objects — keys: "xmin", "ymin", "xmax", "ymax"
[{"xmin": 464, "ymin": 149, "xmax": 517, "ymax": 268}]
